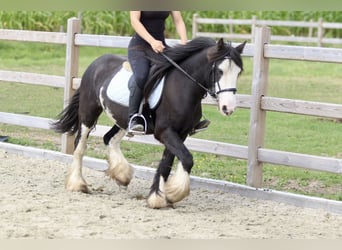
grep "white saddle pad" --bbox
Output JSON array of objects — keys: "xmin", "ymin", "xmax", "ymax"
[{"xmin": 106, "ymin": 67, "xmax": 164, "ymax": 109}]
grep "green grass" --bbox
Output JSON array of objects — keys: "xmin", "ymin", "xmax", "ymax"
[{"xmin": 0, "ymin": 41, "xmax": 341, "ymax": 201}]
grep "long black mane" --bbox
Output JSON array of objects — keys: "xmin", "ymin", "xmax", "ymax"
[{"xmin": 144, "ymin": 37, "xmax": 215, "ymax": 95}]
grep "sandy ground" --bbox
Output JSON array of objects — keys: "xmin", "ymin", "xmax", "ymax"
[{"xmin": 1, "ymin": 149, "xmax": 342, "ymax": 239}]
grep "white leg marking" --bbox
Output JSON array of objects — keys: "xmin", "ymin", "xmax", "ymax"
[
  {"xmin": 65, "ymin": 124, "xmax": 90, "ymax": 193},
  {"xmin": 147, "ymin": 177, "xmax": 168, "ymax": 209},
  {"xmin": 165, "ymin": 162, "xmax": 190, "ymax": 204},
  {"xmin": 106, "ymin": 129, "xmax": 133, "ymax": 186}
]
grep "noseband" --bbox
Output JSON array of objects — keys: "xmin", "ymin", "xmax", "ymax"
[{"xmin": 160, "ymin": 53, "xmax": 237, "ymax": 99}]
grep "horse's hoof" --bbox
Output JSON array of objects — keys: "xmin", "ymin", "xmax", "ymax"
[
  {"xmin": 106, "ymin": 164, "xmax": 134, "ymax": 187},
  {"xmin": 65, "ymin": 182, "xmax": 90, "ymax": 194},
  {"xmin": 65, "ymin": 173, "xmax": 91, "ymax": 193},
  {"xmin": 147, "ymin": 192, "xmax": 168, "ymax": 209},
  {"xmin": 114, "ymin": 175, "xmax": 132, "ymax": 187}
]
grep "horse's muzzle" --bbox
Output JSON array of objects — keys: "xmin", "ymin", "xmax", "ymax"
[{"xmin": 221, "ymin": 105, "xmax": 235, "ymax": 116}]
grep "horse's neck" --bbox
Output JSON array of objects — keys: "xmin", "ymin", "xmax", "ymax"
[{"xmin": 183, "ymin": 52, "xmax": 211, "ymax": 85}]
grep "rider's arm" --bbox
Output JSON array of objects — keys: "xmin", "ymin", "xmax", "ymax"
[
  {"xmin": 171, "ymin": 11, "xmax": 188, "ymax": 45},
  {"xmin": 129, "ymin": 11, "xmax": 165, "ymax": 53}
]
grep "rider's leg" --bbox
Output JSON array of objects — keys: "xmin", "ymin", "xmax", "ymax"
[
  {"xmin": 128, "ymin": 81, "xmax": 144, "ymax": 132},
  {"xmin": 127, "ymin": 48, "xmax": 150, "ymax": 133}
]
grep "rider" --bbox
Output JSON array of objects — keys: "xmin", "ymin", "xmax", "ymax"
[{"xmin": 127, "ymin": 11, "xmax": 210, "ymax": 134}]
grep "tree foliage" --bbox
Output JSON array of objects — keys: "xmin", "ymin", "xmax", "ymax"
[{"xmin": 0, "ymin": 11, "xmax": 341, "ymax": 38}]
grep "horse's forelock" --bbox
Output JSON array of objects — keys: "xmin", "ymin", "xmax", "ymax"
[{"xmin": 207, "ymin": 42, "xmax": 243, "ymax": 71}]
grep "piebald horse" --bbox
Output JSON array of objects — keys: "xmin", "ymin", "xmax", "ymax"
[{"xmin": 52, "ymin": 37, "xmax": 246, "ymax": 208}]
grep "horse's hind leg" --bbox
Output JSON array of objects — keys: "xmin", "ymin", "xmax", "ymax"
[
  {"xmin": 66, "ymin": 124, "xmax": 92, "ymax": 193},
  {"xmin": 105, "ymin": 126, "xmax": 134, "ymax": 186},
  {"xmin": 65, "ymin": 97, "xmax": 102, "ymax": 193}
]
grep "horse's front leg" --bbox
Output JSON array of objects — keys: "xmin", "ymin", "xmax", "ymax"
[
  {"xmin": 66, "ymin": 124, "xmax": 91, "ymax": 193},
  {"xmin": 157, "ymin": 128, "xmax": 192, "ymax": 206},
  {"xmin": 106, "ymin": 128, "xmax": 134, "ymax": 186},
  {"xmin": 147, "ymin": 148, "xmax": 175, "ymax": 208}
]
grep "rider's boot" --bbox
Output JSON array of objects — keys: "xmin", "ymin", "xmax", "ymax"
[
  {"xmin": 128, "ymin": 83, "xmax": 145, "ymax": 133},
  {"xmin": 189, "ymin": 119, "xmax": 211, "ymax": 136}
]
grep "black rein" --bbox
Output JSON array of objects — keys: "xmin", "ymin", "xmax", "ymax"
[
  {"xmin": 160, "ymin": 52, "xmax": 237, "ymax": 98},
  {"xmin": 160, "ymin": 52, "xmax": 214, "ymax": 96}
]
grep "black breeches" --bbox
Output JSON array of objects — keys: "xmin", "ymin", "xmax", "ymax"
[{"xmin": 128, "ymin": 48, "xmax": 150, "ymax": 90}]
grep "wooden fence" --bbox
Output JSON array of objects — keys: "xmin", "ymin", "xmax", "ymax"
[
  {"xmin": 192, "ymin": 14, "xmax": 342, "ymax": 47},
  {"xmin": 0, "ymin": 18, "xmax": 342, "ymax": 190}
]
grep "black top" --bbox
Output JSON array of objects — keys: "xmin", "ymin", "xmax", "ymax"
[{"xmin": 132, "ymin": 11, "xmax": 170, "ymax": 47}]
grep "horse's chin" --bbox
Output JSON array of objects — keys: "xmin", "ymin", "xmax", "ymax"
[
  {"xmin": 220, "ymin": 109, "xmax": 235, "ymax": 116},
  {"xmin": 224, "ymin": 110, "xmax": 234, "ymax": 116}
]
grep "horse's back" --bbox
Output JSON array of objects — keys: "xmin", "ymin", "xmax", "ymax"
[
  {"xmin": 80, "ymin": 54, "xmax": 125, "ymax": 90},
  {"xmin": 86, "ymin": 54, "xmax": 125, "ymax": 74}
]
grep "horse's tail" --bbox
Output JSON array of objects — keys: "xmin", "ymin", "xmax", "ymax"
[{"xmin": 51, "ymin": 89, "xmax": 80, "ymax": 135}]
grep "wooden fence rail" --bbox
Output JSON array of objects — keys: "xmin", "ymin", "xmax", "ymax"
[
  {"xmin": 0, "ymin": 18, "xmax": 341, "ymax": 192},
  {"xmin": 192, "ymin": 14, "xmax": 342, "ymax": 46}
]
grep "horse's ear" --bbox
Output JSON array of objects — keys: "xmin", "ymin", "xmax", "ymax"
[
  {"xmin": 217, "ymin": 38, "xmax": 225, "ymax": 50},
  {"xmin": 235, "ymin": 40, "xmax": 247, "ymax": 54}
]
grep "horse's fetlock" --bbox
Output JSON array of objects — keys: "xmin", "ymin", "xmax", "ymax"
[
  {"xmin": 65, "ymin": 174, "xmax": 90, "ymax": 193},
  {"xmin": 106, "ymin": 163, "xmax": 133, "ymax": 187}
]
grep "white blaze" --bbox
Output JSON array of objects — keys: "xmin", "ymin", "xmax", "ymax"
[{"xmin": 216, "ymin": 59, "xmax": 241, "ymax": 116}]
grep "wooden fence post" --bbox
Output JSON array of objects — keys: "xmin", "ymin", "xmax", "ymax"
[
  {"xmin": 247, "ymin": 26, "xmax": 271, "ymax": 188},
  {"xmin": 251, "ymin": 15, "xmax": 257, "ymax": 43},
  {"xmin": 308, "ymin": 19, "xmax": 313, "ymax": 38},
  {"xmin": 317, "ymin": 17, "xmax": 324, "ymax": 47},
  {"xmin": 61, "ymin": 17, "xmax": 81, "ymax": 154},
  {"xmin": 229, "ymin": 16, "xmax": 233, "ymax": 35}
]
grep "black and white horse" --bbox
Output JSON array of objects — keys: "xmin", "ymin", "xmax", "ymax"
[{"xmin": 52, "ymin": 37, "xmax": 246, "ymax": 208}]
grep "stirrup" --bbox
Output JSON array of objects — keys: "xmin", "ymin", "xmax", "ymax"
[{"xmin": 127, "ymin": 113, "xmax": 147, "ymax": 136}]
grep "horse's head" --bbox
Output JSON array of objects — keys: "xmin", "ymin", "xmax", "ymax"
[{"xmin": 208, "ymin": 39, "xmax": 246, "ymax": 116}]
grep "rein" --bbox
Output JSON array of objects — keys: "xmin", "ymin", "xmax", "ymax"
[
  {"xmin": 160, "ymin": 52, "xmax": 216, "ymax": 97},
  {"xmin": 160, "ymin": 52, "xmax": 237, "ymax": 99}
]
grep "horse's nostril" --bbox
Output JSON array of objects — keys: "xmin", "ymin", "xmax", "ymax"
[{"xmin": 222, "ymin": 105, "xmax": 234, "ymax": 116}]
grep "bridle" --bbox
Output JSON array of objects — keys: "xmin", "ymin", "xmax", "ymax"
[
  {"xmin": 212, "ymin": 58, "xmax": 237, "ymax": 96},
  {"xmin": 160, "ymin": 52, "xmax": 237, "ymax": 99}
]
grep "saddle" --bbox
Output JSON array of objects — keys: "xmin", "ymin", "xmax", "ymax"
[{"xmin": 106, "ymin": 61, "xmax": 164, "ymax": 110}]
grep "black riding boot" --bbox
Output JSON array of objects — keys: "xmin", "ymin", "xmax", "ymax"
[
  {"xmin": 189, "ymin": 119, "xmax": 211, "ymax": 136},
  {"xmin": 128, "ymin": 81, "xmax": 145, "ymax": 133}
]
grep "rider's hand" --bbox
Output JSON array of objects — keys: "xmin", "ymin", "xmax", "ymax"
[{"xmin": 150, "ymin": 40, "xmax": 165, "ymax": 53}]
